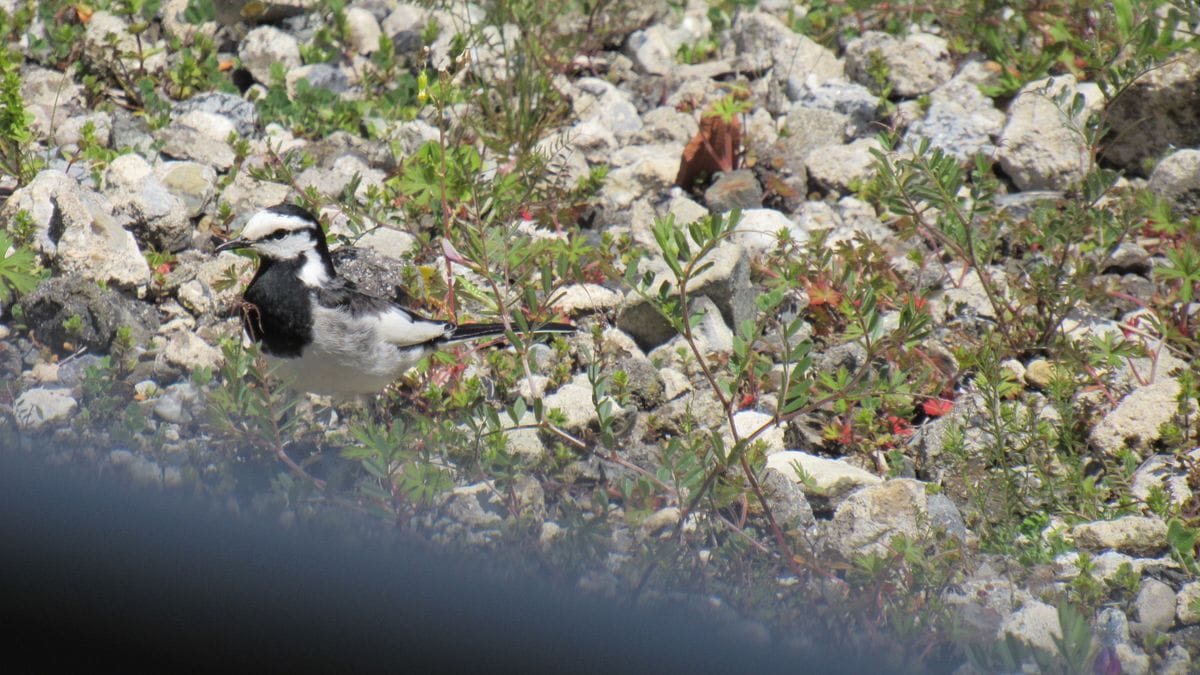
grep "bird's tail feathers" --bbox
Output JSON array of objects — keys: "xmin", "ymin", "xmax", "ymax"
[{"xmin": 440, "ymin": 321, "xmax": 575, "ymax": 345}]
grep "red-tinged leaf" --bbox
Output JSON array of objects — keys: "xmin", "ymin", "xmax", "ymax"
[
  {"xmin": 806, "ymin": 280, "xmax": 842, "ymax": 307},
  {"xmin": 837, "ymin": 418, "xmax": 853, "ymax": 445},
  {"xmin": 922, "ymin": 398, "xmax": 954, "ymax": 417}
]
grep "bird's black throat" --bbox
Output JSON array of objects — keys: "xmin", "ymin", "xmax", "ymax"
[{"xmin": 242, "ymin": 256, "xmax": 315, "ymax": 358}]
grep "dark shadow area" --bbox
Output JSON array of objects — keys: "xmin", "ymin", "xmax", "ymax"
[{"xmin": 0, "ymin": 448, "xmax": 898, "ymax": 673}]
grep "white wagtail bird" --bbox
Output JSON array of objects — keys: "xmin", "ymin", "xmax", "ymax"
[{"xmin": 215, "ymin": 203, "xmax": 574, "ymax": 397}]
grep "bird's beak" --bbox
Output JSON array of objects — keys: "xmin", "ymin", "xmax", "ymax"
[{"xmin": 214, "ymin": 237, "xmax": 249, "ymax": 253}]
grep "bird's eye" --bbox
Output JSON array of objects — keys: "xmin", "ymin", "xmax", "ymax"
[{"xmin": 266, "ymin": 230, "xmax": 288, "ymax": 240}]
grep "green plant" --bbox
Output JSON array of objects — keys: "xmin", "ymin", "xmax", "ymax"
[
  {"xmin": 298, "ymin": 0, "xmax": 349, "ymax": 65},
  {"xmin": 205, "ymin": 338, "xmax": 312, "ymax": 484},
  {"xmin": 342, "ymin": 414, "xmax": 455, "ymax": 520},
  {"xmin": 165, "ymin": 32, "xmax": 233, "ymax": 100},
  {"xmin": 862, "ymin": 49, "xmax": 893, "ymax": 99},
  {"xmin": 0, "ymin": 45, "xmax": 42, "ymax": 185},
  {"xmin": 872, "ymin": 130, "xmax": 1141, "ymax": 355},
  {"xmin": 676, "ymin": 37, "xmax": 718, "ymax": 65},
  {"xmin": 61, "ymin": 313, "xmax": 85, "ymax": 337},
  {"xmin": 966, "ymin": 602, "xmax": 1096, "ymax": 674},
  {"xmin": 253, "ymin": 63, "xmax": 420, "ymax": 140},
  {"xmin": 1167, "ymin": 518, "xmax": 1200, "ymax": 575},
  {"xmin": 0, "ymin": 231, "xmax": 39, "ymax": 305}
]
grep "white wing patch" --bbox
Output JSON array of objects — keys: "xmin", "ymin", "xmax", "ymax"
[{"xmin": 374, "ymin": 308, "xmax": 451, "ymax": 347}]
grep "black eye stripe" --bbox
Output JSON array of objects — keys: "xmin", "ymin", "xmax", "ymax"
[{"xmin": 266, "ymin": 229, "xmax": 289, "ymax": 240}]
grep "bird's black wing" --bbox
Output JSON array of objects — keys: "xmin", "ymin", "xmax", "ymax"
[{"xmin": 314, "ymin": 276, "xmax": 413, "ymax": 319}]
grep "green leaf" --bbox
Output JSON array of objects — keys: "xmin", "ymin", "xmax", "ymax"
[
  {"xmin": 0, "ymin": 231, "xmax": 38, "ymax": 304},
  {"xmin": 1112, "ymin": 0, "xmax": 1134, "ymax": 39}
]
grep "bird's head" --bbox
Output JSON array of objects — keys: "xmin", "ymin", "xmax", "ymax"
[{"xmin": 216, "ymin": 204, "xmax": 335, "ymax": 285}]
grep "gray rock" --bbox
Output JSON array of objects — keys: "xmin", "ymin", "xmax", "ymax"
[
  {"xmin": 944, "ymin": 573, "xmax": 1031, "ymax": 636},
  {"xmin": 429, "ymin": 21, "xmax": 520, "ymax": 83},
  {"xmin": 1071, "ymin": 516, "xmax": 1169, "ymax": 557},
  {"xmin": 56, "ymin": 354, "xmax": 105, "ymax": 388},
  {"xmin": 105, "ymin": 154, "xmax": 193, "ymax": 252},
  {"xmin": 344, "ymin": 7, "xmax": 383, "ymax": 55},
  {"xmin": 543, "ymin": 372, "xmax": 634, "ymax": 435},
  {"xmin": 152, "ymin": 381, "xmax": 199, "ymax": 424},
  {"xmin": 155, "ymin": 162, "xmax": 218, "ymax": 218},
  {"xmin": 351, "ymin": 227, "xmax": 417, "ymax": 260},
  {"xmin": 294, "ymin": 165, "xmax": 354, "ymax": 198},
  {"xmin": 1103, "ymin": 242, "xmax": 1151, "ymax": 275},
  {"xmin": 161, "ymin": 0, "xmax": 217, "ymax": 43},
  {"xmin": 727, "ymin": 411, "xmax": 785, "ymax": 454},
  {"xmin": 789, "ymin": 80, "xmax": 879, "ymax": 137},
  {"xmin": 552, "ymin": 283, "xmax": 622, "ymax": 317},
  {"xmin": 761, "ymin": 465, "xmax": 816, "ymax": 531},
  {"xmin": 599, "ymin": 155, "xmax": 680, "ymax": 210},
  {"xmin": 155, "ymin": 329, "xmax": 223, "ymax": 372},
  {"xmin": 52, "ymin": 112, "xmax": 112, "ymax": 150},
  {"xmin": 730, "ymin": 11, "xmax": 843, "ymax": 95},
  {"xmin": 1160, "ymin": 646, "xmax": 1191, "ymax": 675},
  {"xmin": 1149, "ymin": 148, "xmax": 1200, "ymax": 219},
  {"xmin": 84, "ymin": 11, "xmax": 166, "ymax": 77},
  {"xmin": 1, "ymin": 170, "xmax": 150, "ymax": 288},
  {"xmin": 20, "ymin": 274, "xmax": 158, "ymax": 354},
  {"xmin": 1103, "ymin": 51, "xmax": 1200, "ymax": 175},
  {"xmin": 20, "ymin": 66, "xmax": 85, "ymax": 111},
  {"xmin": 627, "ymin": 8, "xmax": 711, "ymax": 76},
  {"xmin": 505, "ymin": 422, "xmax": 546, "ymax": 461},
  {"xmin": 158, "ymin": 111, "xmax": 237, "ymax": 169},
  {"xmin": 626, "ymin": 25, "xmax": 678, "ymax": 76},
  {"xmin": 617, "ymin": 237, "xmax": 754, "ymax": 352},
  {"xmin": 766, "ymin": 450, "xmax": 881, "ymax": 499},
  {"xmin": 573, "ymin": 77, "xmax": 643, "ymax": 142},
  {"xmin": 1135, "ymin": 578, "xmax": 1177, "ymax": 632},
  {"xmin": 169, "ymin": 250, "xmax": 253, "ymax": 317},
  {"xmin": 1095, "ymin": 607, "xmax": 1151, "ymax": 675},
  {"xmin": 845, "ymin": 31, "xmax": 953, "ymax": 97},
  {"xmin": 286, "ymin": 63, "xmax": 351, "ymax": 99},
  {"xmin": 634, "ymin": 106, "xmax": 699, "ymax": 146},
  {"xmin": 996, "ymin": 75, "xmax": 1100, "ymax": 191},
  {"xmin": 755, "ymin": 138, "xmax": 809, "ymax": 213},
  {"xmin": 614, "ymin": 352, "xmax": 665, "ymax": 410},
  {"xmin": 219, "ymin": 173, "xmax": 292, "ymax": 223},
  {"xmin": 1132, "ymin": 454, "xmax": 1194, "ymax": 510},
  {"xmin": 1177, "ymin": 581, "xmax": 1200, "ymax": 624},
  {"xmin": 825, "ymin": 478, "xmax": 942, "ymax": 559},
  {"xmin": 239, "ymin": 25, "xmax": 302, "ymax": 85},
  {"xmin": 805, "ymin": 138, "xmax": 882, "ymax": 193},
  {"xmin": 108, "ymin": 449, "xmax": 184, "ymax": 488},
  {"xmin": 731, "ymin": 208, "xmax": 803, "ymax": 253},
  {"xmin": 832, "ymin": 196, "xmax": 892, "ymax": 244},
  {"xmin": 109, "ymin": 107, "xmax": 156, "ymax": 157},
  {"xmin": 382, "ymin": 4, "xmax": 428, "ymax": 54},
  {"xmin": 14, "ymin": 387, "xmax": 77, "ymax": 431},
  {"xmin": 926, "ymin": 493, "xmax": 968, "ymax": 542},
  {"xmin": 170, "ymin": 92, "xmax": 259, "ymax": 138},
  {"xmin": 1090, "ymin": 378, "xmax": 1182, "ymax": 459},
  {"xmin": 998, "ymin": 600, "xmax": 1061, "ymax": 655},
  {"xmin": 704, "ymin": 170, "xmax": 762, "ymax": 211},
  {"xmin": 904, "ymin": 77, "xmax": 1005, "ymax": 161},
  {"xmin": 782, "ymin": 104, "xmax": 849, "ymax": 158}
]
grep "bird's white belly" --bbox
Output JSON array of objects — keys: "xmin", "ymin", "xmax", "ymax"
[{"xmin": 264, "ymin": 306, "xmax": 431, "ymax": 395}]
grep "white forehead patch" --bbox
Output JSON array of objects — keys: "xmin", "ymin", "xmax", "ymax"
[{"xmin": 241, "ymin": 209, "xmax": 316, "ymax": 241}]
